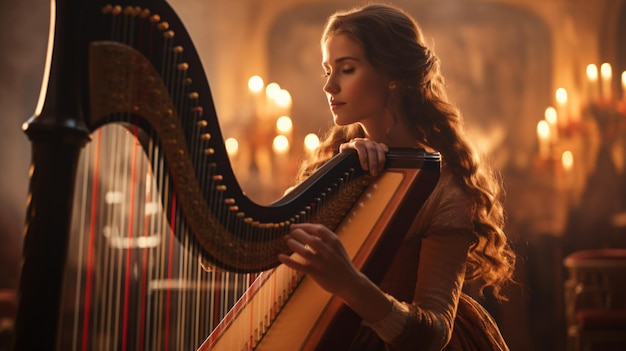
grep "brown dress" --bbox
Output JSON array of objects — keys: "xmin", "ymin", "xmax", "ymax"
[{"xmin": 349, "ymin": 166, "xmax": 510, "ymax": 351}]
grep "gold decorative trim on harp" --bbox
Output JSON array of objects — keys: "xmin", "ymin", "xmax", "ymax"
[
  {"xmin": 15, "ymin": 1, "xmax": 440, "ymax": 350},
  {"xmin": 201, "ymin": 164, "xmax": 438, "ymax": 351}
]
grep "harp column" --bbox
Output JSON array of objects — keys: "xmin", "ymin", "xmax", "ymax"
[{"xmin": 14, "ymin": 0, "xmax": 91, "ymax": 350}]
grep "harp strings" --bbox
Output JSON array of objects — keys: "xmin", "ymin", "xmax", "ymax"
[
  {"xmin": 67, "ymin": 125, "xmax": 315, "ymax": 350},
  {"xmin": 62, "ymin": 5, "xmax": 286, "ymax": 350}
]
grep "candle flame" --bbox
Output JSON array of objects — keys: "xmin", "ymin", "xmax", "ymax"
[
  {"xmin": 273, "ymin": 135, "xmax": 290, "ymax": 154},
  {"xmin": 275, "ymin": 89, "xmax": 292, "ymax": 108},
  {"xmin": 304, "ymin": 133, "xmax": 320, "ymax": 152},
  {"xmin": 586, "ymin": 64, "xmax": 598, "ymax": 81},
  {"xmin": 225, "ymin": 137, "xmax": 239, "ymax": 156},
  {"xmin": 276, "ymin": 116, "xmax": 293, "ymax": 133},
  {"xmin": 544, "ymin": 107, "xmax": 557, "ymax": 124},
  {"xmin": 562, "ymin": 150, "xmax": 574, "ymax": 170},
  {"xmin": 248, "ymin": 75, "xmax": 264, "ymax": 93},
  {"xmin": 601, "ymin": 63, "xmax": 612, "ymax": 80},
  {"xmin": 266, "ymin": 82, "xmax": 281, "ymax": 99},
  {"xmin": 556, "ymin": 88, "xmax": 568, "ymax": 104},
  {"xmin": 537, "ymin": 120, "xmax": 550, "ymax": 139}
]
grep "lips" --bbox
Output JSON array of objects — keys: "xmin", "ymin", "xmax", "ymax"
[{"xmin": 329, "ymin": 99, "xmax": 346, "ymax": 110}]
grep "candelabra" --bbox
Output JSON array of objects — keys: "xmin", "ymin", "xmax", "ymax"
[
  {"xmin": 225, "ymin": 75, "xmax": 321, "ymax": 203},
  {"xmin": 535, "ymin": 63, "xmax": 626, "ymax": 204}
]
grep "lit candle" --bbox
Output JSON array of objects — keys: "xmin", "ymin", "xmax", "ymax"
[
  {"xmin": 248, "ymin": 75, "xmax": 264, "ymax": 94},
  {"xmin": 265, "ymin": 82, "xmax": 281, "ymax": 119},
  {"xmin": 568, "ymin": 93, "xmax": 582, "ymax": 123},
  {"xmin": 537, "ymin": 120, "xmax": 551, "ymax": 160},
  {"xmin": 273, "ymin": 134, "xmax": 290, "ymax": 155},
  {"xmin": 225, "ymin": 137, "xmax": 239, "ymax": 157},
  {"xmin": 304, "ymin": 133, "xmax": 320, "ymax": 154},
  {"xmin": 276, "ymin": 115, "xmax": 293, "ymax": 142},
  {"xmin": 622, "ymin": 70, "xmax": 626, "ymax": 102},
  {"xmin": 555, "ymin": 88, "xmax": 568, "ymax": 127},
  {"xmin": 275, "ymin": 89, "xmax": 292, "ymax": 117},
  {"xmin": 544, "ymin": 106, "xmax": 558, "ymax": 141},
  {"xmin": 586, "ymin": 64, "xmax": 599, "ymax": 102},
  {"xmin": 600, "ymin": 63, "xmax": 612, "ymax": 101},
  {"xmin": 248, "ymin": 75, "xmax": 265, "ymax": 117},
  {"xmin": 225, "ymin": 137, "xmax": 240, "ymax": 173},
  {"xmin": 562, "ymin": 150, "xmax": 574, "ymax": 172}
]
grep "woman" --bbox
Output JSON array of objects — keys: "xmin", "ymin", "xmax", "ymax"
[{"xmin": 277, "ymin": 3, "xmax": 516, "ymax": 350}]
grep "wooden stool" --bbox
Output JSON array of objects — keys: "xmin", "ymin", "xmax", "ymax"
[{"xmin": 563, "ymin": 249, "xmax": 626, "ymax": 351}]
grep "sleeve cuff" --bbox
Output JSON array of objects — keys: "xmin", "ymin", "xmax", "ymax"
[{"xmin": 362, "ymin": 294, "xmax": 410, "ymax": 343}]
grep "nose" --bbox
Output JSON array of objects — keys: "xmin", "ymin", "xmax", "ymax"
[{"xmin": 323, "ymin": 76, "xmax": 338, "ymax": 94}]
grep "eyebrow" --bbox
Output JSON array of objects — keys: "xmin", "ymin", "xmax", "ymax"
[
  {"xmin": 322, "ymin": 56, "xmax": 361, "ymax": 66},
  {"xmin": 335, "ymin": 56, "xmax": 360, "ymax": 63}
]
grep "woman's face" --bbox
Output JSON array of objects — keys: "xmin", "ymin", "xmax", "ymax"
[{"xmin": 321, "ymin": 33, "xmax": 392, "ymax": 132}]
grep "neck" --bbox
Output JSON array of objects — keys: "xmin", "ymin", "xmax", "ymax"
[{"xmin": 360, "ymin": 116, "xmax": 418, "ymax": 148}]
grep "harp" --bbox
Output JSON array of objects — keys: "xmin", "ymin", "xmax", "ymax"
[{"xmin": 14, "ymin": 0, "xmax": 441, "ymax": 350}]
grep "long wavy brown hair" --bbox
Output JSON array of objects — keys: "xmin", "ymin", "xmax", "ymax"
[{"xmin": 296, "ymin": 3, "xmax": 516, "ymax": 300}]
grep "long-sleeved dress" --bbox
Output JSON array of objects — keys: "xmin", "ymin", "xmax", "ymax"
[{"xmin": 348, "ymin": 165, "xmax": 510, "ymax": 351}]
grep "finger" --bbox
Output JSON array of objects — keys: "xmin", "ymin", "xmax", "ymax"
[
  {"xmin": 284, "ymin": 236, "xmax": 317, "ymax": 258},
  {"xmin": 361, "ymin": 142, "xmax": 388, "ymax": 176},
  {"xmin": 338, "ymin": 141, "xmax": 353, "ymax": 153},
  {"xmin": 288, "ymin": 225, "xmax": 344, "ymax": 260},
  {"xmin": 366, "ymin": 144, "xmax": 380, "ymax": 176},
  {"xmin": 376, "ymin": 143, "xmax": 388, "ymax": 173},
  {"xmin": 278, "ymin": 253, "xmax": 311, "ymax": 272},
  {"xmin": 338, "ymin": 139, "xmax": 388, "ymax": 176},
  {"xmin": 339, "ymin": 138, "xmax": 369, "ymax": 171},
  {"xmin": 289, "ymin": 223, "xmax": 334, "ymax": 243},
  {"xmin": 287, "ymin": 228, "xmax": 326, "ymax": 257},
  {"xmin": 352, "ymin": 140, "xmax": 372, "ymax": 172},
  {"xmin": 339, "ymin": 138, "xmax": 365, "ymax": 153},
  {"xmin": 359, "ymin": 147, "xmax": 373, "ymax": 173}
]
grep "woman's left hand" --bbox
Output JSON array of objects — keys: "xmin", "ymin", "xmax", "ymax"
[{"xmin": 277, "ymin": 223, "xmax": 362, "ymax": 298}]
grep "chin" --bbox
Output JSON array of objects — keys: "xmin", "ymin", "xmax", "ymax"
[{"xmin": 332, "ymin": 115, "xmax": 352, "ymax": 127}]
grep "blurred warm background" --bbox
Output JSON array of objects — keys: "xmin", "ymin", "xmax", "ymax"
[{"xmin": 1, "ymin": 0, "xmax": 625, "ymax": 350}]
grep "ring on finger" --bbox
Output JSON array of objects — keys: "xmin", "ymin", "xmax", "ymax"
[{"xmin": 304, "ymin": 244, "xmax": 316, "ymax": 254}]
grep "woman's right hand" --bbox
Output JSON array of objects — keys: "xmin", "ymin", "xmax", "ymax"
[{"xmin": 339, "ymin": 138, "xmax": 389, "ymax": 176}]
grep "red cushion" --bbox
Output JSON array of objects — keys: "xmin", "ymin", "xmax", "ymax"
[
  {"xmin": 565, "ymin": 249, "xmax": 626, "ymax": 269},
  {"xmin": 0, "ymin": 289, "xmax": 17, "ymax": 318},
  {"xmin": 567, "ymin": 249, "xmax": 626, "ymax": 261},
  {"xmin": 576, "ymin": 309, "xmax": 626, "ymax": 330}
]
